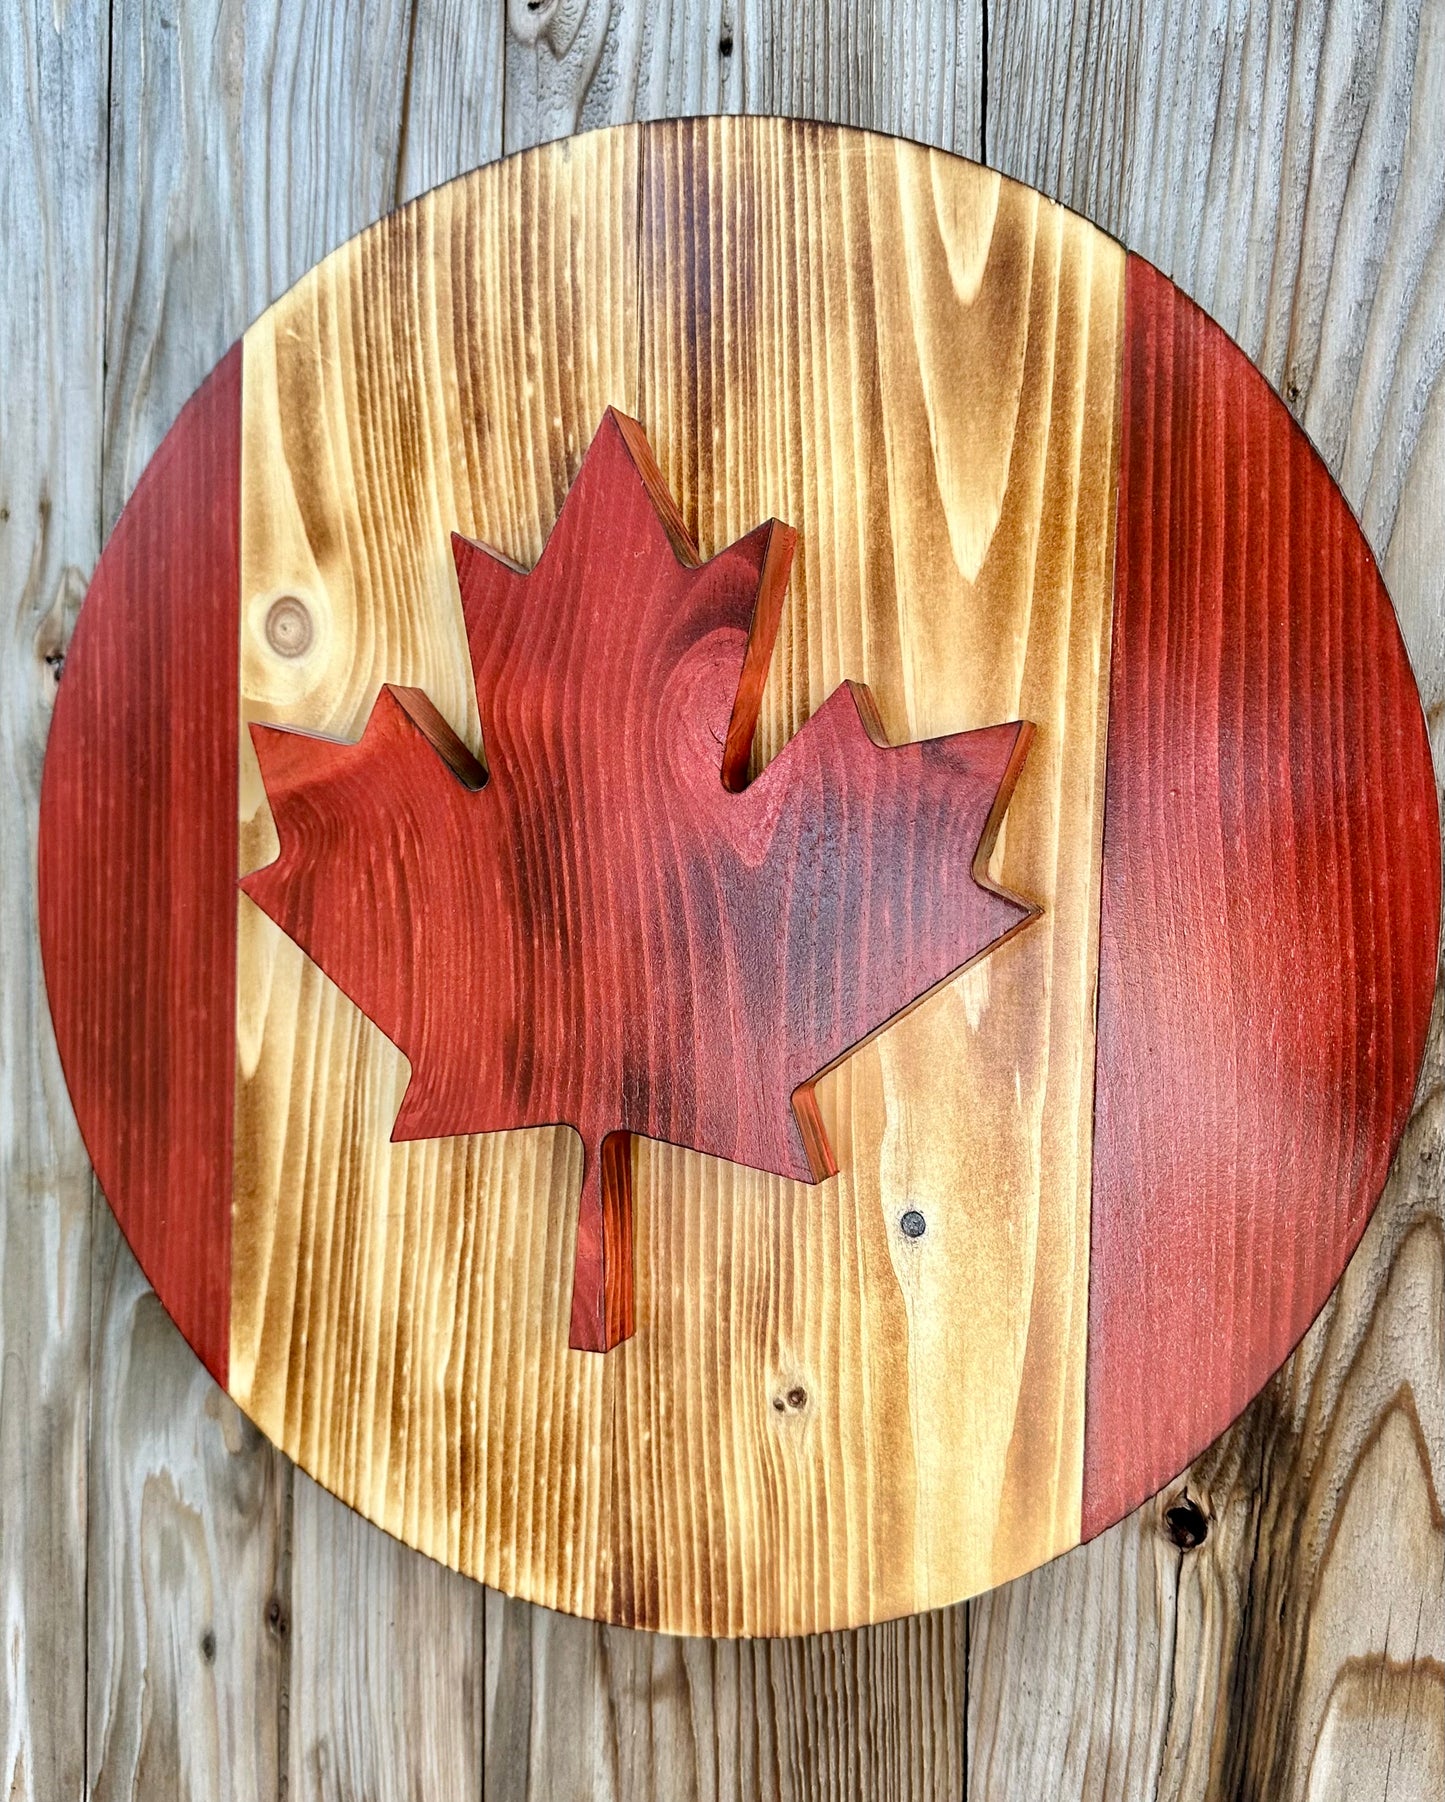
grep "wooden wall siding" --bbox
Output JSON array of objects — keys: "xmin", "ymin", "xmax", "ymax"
[
  {"xmin": 0, "ymin": 7, "xmax": 107, "ymax": 1798},
  {"xmin": 0, "ymin": 3, "xmax": 1438, "ymax": 1800},
  {"xmin": 231, "ymin": 121, "xmax": 1122, "ymax": 1635}
]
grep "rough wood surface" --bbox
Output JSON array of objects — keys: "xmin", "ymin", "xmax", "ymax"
[
  {"xmin": 3, "ymin": 2, "xmax": 1440, "ymax": 1798},
  {"xmin": 0, "ymin": 8, "xmax": 107, "ymax": 1801},
  {"xmin": 485, "ymin": 1586, "xmax": 966, "ymax": 1798},
  {"xmin": 228, "ymin": 119, "xmax": 1122, "ymax": 1635},
  {"xmin": 501, "ymin": 1, "xmax": 980, "ymax": 155}
]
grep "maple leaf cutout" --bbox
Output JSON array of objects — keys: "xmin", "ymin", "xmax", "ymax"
[{"xmin": 243, "ymin": 411, "xmax": 1038, "ymax": 1352}]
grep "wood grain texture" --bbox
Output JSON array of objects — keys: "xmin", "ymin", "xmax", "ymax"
[
  {"xmin": 6, "ymin": 2, "xmax": 1440, "ymax": 1795},
  {"xmin": 234, "ymin": 125, "xmax": 640, "ymax": 1614},
  {"xmin": 229, "ymin": 119, "xmax": 1121, "ymax": 1634},
  {"xmin": 968, "ymin": 1009, "xmax": 1444, "ymax": 1801},
  {"xmin": 40, "ymin": 347, "xmax": 242, "ymax": 1386},
  {"xmin": 986, "ymin": 0, "xmax": 1445, "ymax": 576},
  {"xmin": 488, "ymin": 6, "xmax": 988, "ymax": 1776},
  {"xmin": 397, "ymin": 1, "xmax": 506, "ymax": 205},
  {"xmin": 501, "ymin": 1, "xmax": 981, "ymax": 156},
  {"xmin": 0, "ymin": 7, "xmax": 107, "ymax": 1799},
  {"xmin": 1084, "ymin": 257, "xmax": 1439, "ymax": 1535},
  {"xmin": 969, "ymin": 3, "xmax": 1445, "ymax": 1796},
  {"xmin": 622, "ymin": 115, "xmax": 1120, "ymax": 1630},
  {"xmin": 288, "ymin": 1469, "xmax": 484, "ymax": 1797},
  {"xmin": 85, "ymin": 1243, "xmax": 288, "ymax": 1801},
  {"xmin": 485, "ymin": 1587, "xmax": 966, "ymax": 1799},
  {"xmin": 243, "ymin": 408, "xmax": 1034, "ymax": 1352}
]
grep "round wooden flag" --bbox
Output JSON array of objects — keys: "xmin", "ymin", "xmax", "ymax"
[{"xmin": 38, "ymin": 120, "xmax": 1438, "ymax": 1637}]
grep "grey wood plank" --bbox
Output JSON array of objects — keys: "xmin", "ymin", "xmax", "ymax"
[
  {"xmin": 86, "ymin": 1260, "xmax": 290, "ymax": 1802},
  {"xmin": 504, "ymin": 0, "xmax": 740, "ymax": 149},
  {"xmin": 740, "ymin": 0, "xmax": 980, "ymax": 150},
  {"xmin": 501, "ymin": 0, "xmax": 981, "ymax": 152},
  {"xmin": 399, "ymin": 0, "xmax": 506, "ymax": 203},
  {"xmin": 0, "ymin": 6, "xmax": 108, "ymax": 1800},
  {"xmin": 289, "ymin": 1472, "xmax": 485, "ymax": 1800},
  {"xmin": 281, "ymin": 12, "xmax": 504, "ymax": 1796},
  {"xmin": 88, "ymin": 5, "xmax": 490, "ymax": 1799},
  {"xmin": 486, "ymin": 1591, "xmax": 966, "ymax": 1801},
  {"xmin": 969, "ymin": 3, "xmax": 1445, "ymax": 1796}
]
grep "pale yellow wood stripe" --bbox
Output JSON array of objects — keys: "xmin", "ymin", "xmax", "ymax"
[
  {"xmin": 232, "ymin": 121, "xmax": 1122, "ymax": 1634},
  {"xmin": 234, "ymin": 128, "xmax": 641, "ymax": 1620},
  {"xmin": 621, "ymin": 118, "xmax": 1122, "ymax": 1630}
]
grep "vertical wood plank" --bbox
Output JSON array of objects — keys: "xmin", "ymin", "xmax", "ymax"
[
  {"xmin": 288, "ymin": 1472, "xmax": 485, "ymax": 1798},
  {"xmin": 0, "ymin": 6, "xmax": 107, "ymax": 1800},
  {"xmin": 277, "ymin": 10, "xmax": 506, "ymax": 1794},
  {"xmin": 487, "ymin": 1590, "xmax": 967, "ymax": 1801},
  {"xmin": 89, "ymin": 5, "xmax": 490, "ymax": 1799},
  {"xmin": 971, "ymin": 3, "xmax": 1445, "ymax": 1796},
  {"xmin": 986, "ymin": 0, "xmax": 1445, "ymax": 563},
  {"xmin": 398, "ymin": 0, "xmax": 506, "ymax": 204},
  {"xmin": 739, "ymin": 0, "xmax": 981, "ymax": 150},
  {"xmin": 504, "ymin": 0, "xmax": 738, "ymax": 150},
  {"xmin": 233, "ymin": 129, "xmax": 642, "ymax": 1629},
  {"xmin": 621, "ymin": 114, "xmax": 1120, "ymax": 1631},
  {"xmin": 501, "ymin": 0, "xmax": 981, "ymax": 154},
  {"xmin": 86, "ymin": 1267, "xmax": 289, "ymax": 1802},
  {"xmin": 486, "ymin": 7, "xmax": 986, "ymax": 1791}
]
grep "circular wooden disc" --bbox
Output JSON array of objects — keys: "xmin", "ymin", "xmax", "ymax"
[{"xmin": 38, "ymin": 120, "xmax": 1439, "ymax": 1636}]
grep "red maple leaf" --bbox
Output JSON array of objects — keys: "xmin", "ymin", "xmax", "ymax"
[{"xmin": 243, "ymin": 412, "xmax": 1037, "ymax": 1351}]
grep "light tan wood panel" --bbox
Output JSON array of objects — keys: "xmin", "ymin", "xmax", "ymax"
[
  {"xmin": 234, "ymin": 128, "xmax": 641, "ymax": 1619},
  {"xmin": 617, "ymin": 117, "xmax": 1120, "ymax": 1631},
  {"xmin": 969, "ymin": 3, "xmax": 1445, "ymax": 1796},
  {"xmin": 0, "ymin": 8, "xmax": 107, "ymax": 1799}
]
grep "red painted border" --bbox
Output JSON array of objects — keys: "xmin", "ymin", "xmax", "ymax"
[
  {"xmin": 38, "ymin": 347, "xmax": 241, "ymax": 1384},
  {"xmin": 1083, "ymin": 260, "xmax": 1440, "ymax": 1537}
]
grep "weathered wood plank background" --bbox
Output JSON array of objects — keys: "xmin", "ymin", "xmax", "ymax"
[{"xmin": 1, "ymin": 2, "xmax": 1439, "ymax": 1797}]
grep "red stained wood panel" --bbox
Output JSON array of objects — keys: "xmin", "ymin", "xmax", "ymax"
[
  {"xmin": 1082, "ymin": 260, "xmax": 1440, "ymax": 1537},
  {"xmin": 241, "ymin": 411, "xmax": 1038, "ymax": 1352},
  {"xmin": 38, "ymin": 347, "xmax": 241, "ymax": 1385}
]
